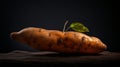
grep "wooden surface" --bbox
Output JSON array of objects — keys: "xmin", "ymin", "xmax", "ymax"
[{"xmin": 0, "ymin": 50, "xmax": 120, "ymax": 66}]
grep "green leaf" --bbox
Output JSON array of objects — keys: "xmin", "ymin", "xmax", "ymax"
[{"xmin": 70, "ymin": 22, "xmax": 89, "ymax": 32}]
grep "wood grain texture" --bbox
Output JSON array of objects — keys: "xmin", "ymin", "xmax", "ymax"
[{"xmin": 0, "ymin": 50, "xmax": 120, "ymax": 66}]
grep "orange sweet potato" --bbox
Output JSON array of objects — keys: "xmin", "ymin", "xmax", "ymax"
[{"xmin": 10, "ymin": 27, "xmax": 107, "ymax": 54}]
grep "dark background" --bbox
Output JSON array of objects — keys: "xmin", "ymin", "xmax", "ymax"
[{"xmin": 1, "ymin": 0, "xmax": 119, "ymax": 53}]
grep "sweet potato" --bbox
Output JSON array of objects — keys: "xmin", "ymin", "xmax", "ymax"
[{"xmin": 10, "ymin": 27, "xmax": 107, "ymax": 54}]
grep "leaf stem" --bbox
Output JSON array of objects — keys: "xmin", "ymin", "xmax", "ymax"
[{"xmin": 63, "ymin": 20, "xmax": 69, "ymax": 32}]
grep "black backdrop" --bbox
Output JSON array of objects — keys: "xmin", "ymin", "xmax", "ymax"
[{"xmin": 1, "ymin": 0, "xmax": 119, "ymax": 52}]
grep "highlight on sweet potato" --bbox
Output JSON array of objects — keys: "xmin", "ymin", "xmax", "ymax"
[{"xmin": 10, "ymin": 27, "xmax": 107, "ymax": 54}]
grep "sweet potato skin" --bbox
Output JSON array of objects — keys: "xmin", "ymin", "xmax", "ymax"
[{"xmin": 10, "ymin": 27, "xmax": 107, "ymax": 54}]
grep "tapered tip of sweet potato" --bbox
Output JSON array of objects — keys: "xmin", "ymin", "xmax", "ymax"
[
  {"xmin": 10, "ymin": 32, "xmax": 18, "ymax": 40},
  {"xmin": 10, "ymin": 32, "xmax": 26, "ymax": 43}
]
